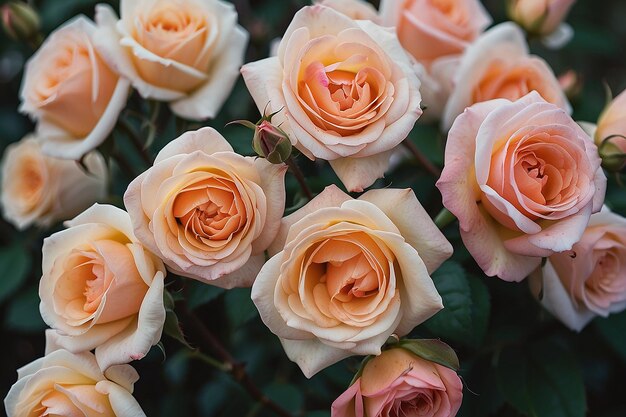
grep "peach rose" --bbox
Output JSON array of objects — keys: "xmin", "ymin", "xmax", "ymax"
[
  {"xmin": 319, "ymin": 0, "xmax": 380, "ymax": 22},
  {"xmin": 40, "ymin": 204, "xmax": 167, "ymax": 370},
  {"xmin": 4, "ymin": 350, "xmax": 145, "ymax": 417},
  {"xmin": 251, "ymin": 186, "xmax": 452, "ymax": 377},
  {"xmin": 594, "ymin": 89, "xmax": 626, "ymax": 170},
  {"xmin": 437, "ymin": 92, "xmax": 606, "ymax": 282},
  {"xmin": 530, "ymin": 207, "xmax": 626, "ymax": 331},
  {"xmin": 332, "ymin": 347, "xmax": 463, "ymax": 417},
  {"xmin": 19, "ymin": 16, "xmax": 130, "ymax": 160},
  {"xmin": 442, "ymin": 23, "xmax": 570, "ymax": 131},
  {"xmin": 379, "ymin": 0, "xmax": 491, "ymax": 67},
  {"xmin": 510, "ymin": 0, "xmax": 576, "ymax": 37},
  {"xmin": 94, "ymin": 0, "xmax": 248, "ymax": 120},
  {"xmin": 241, "ymin": 5, "xmax": 422, "ymax": 192},
  {"xmin": 1, "ymin": 135, "xmax": 107, "ymax": 230},
  {"xmin": 124, "ymin": 127, "xmax": 286, "ymax": 287}
]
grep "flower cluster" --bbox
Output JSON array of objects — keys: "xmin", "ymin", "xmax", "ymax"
[{"xmin": 2, "ymin": 0, "xmax": 626, "ymax": 416}]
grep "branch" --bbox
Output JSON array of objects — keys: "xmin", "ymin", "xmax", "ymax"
[{"xmin": 286, "ymin": 156, "xmax": 313, "ymax": 201}]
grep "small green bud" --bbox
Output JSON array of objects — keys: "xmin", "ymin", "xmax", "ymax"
[
  {"xmin": 598, "ymin": 135, "xmax": 626, "ymax": 173},
  {"xmin": 1, "ymin": 2, "xmax": 40, "ymax": 44},
  {"xmin": 252, "ymin": 120, "xmax": 292, "ymax": 164}
]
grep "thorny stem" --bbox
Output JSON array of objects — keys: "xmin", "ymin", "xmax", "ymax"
[
  {"xmin": 402, "ymin": 139, "xmax": 442, "ymax": 178},
  {"xmin": 177, "ymin": 302, "xmax": 295, "ymax": 417},
  {"xmin": 286, "ymin": 156, "xmax": 314, "ymax": 201}
]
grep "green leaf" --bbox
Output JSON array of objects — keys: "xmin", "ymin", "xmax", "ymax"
[
  {"xmin": 0, "ymin": 244, "xmax": 30, "ymax": 304},
  {"xmin": 496, "ymin": 338, "xmax": 586, "ymax": 417},
  {"xmin": 595, "ymin": 311, "xmax": 626, "ymax": 363},
  {"xmin": 162, "ymin": 291, "xmax": 192, "ymax": 349},
  {"xmin": 264, "ymin": 383, "xmax": 304, "ymax": 415},
  {"xmin": 423, "ymin": 261, "xmax": 473, "ymax": 345},
  {"xmin": 5, "ymin": 285, "xmax": 46, "ymax": 332},
  {"xmin": 397, "ymin": 339, "xmax": 460, "ymax": 371},
  {"xmin": 186, "ymin": 281, "xmax": 225, "ymax": 310},
  {"xmin": 225, "ymin": 287, "xmax": 258, "ymax": 328}
]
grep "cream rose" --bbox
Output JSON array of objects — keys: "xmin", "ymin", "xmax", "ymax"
[
  {"xmin": 442, "ymin": 22, "xmax": 571, "ymax": 131},
  {"xmin": 241, "ymin": 5, "xmax": 422, "ymax": 192},
  {"xmin": 332, "ymin": 347, "xmax": 463, "ymax": 417},
  {"xmin": 124, "ymin": 127, "xmax": 286, "ymax": 287},
  {"xmin": 530, "ymin": 207, "xmax": 626, "ymax": 331},
  {"xmin": 94, "ymin": 0, "xmax": 248, "ymax": 120},
  {"xmin": 4, "ymin": 349, "xmax": 145, "ymax": 417},
  {"xmin": 319, "ymin": 0, "xmax": 380, "ymax": 22},
  {"xmin": 40, "ymin": 204, "xmax": 166, "ymax": 370},
  {"xmin": 251, "ymin": 186, "xmax": 452, "ymax": 377},
  {"xmin": 1, "ymin": 135, "xmax": 107, "ymax": 230},
  {"xmin": 19, "ymin": 16, "xmax": 130, "ymax": 160},
  {"xmin": 594, "ymin": 89, "xmax": 626, "ymax": 171},
  {"xmin": 437, "ymin": 92, "xmax": 606, "ymax": 282}
]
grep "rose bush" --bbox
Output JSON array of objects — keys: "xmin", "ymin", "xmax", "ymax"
[
  {"xmin": 437, "ymin": 91, "xmax": 606, "ymax": 281},
  {"xmin": 252, "ymin": 185, "xmax": 452, "ymax": 377},
  {"xmin": 241, "ymin": 5, "xmax": 422, "ymax": 192}
]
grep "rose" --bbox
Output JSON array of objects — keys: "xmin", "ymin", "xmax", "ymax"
[
  {"xmin": 124, "ymin": 127, "xmax": 286, "ymax": 287},
  {"xmin": 1, "ymin": 135, "xmax": 107, "ymax": 230},
  {"xmin": 509, "ymin": 0, "xmax": 576, "ymax": 36},
  {"xmin": 379, "ymin": 0, "xmax": 491, "ymax": 123},
  {"xmin": 241, "ymin": 5, "xmax": 422, "ymax": 192},
  {"xmin": 40, "ymin": 204, "xmax": 167, "ymax": 370},
  {"xmin": 530, "ymin": 207, "xmax": 626, "ymax": 331},
  {"xmin": 4, "ymin": 349, "xmax": 145, "ymax": 417},
  {"xmin": 19, "ymin": 16, "xmax": 129, "ymax": 160},
  {"xmin": 594, "ymin": 89, "xmax": 626, "ymax": 171},
  {"xmin": 379, "ymin": 0, "xmax": 491, "ymax": 67},
  {"xmin": 319, "ymin": 0, "xmax": 380, "ymax": 22},
  {"xmin": 251, "ymin": 185, "xmax": 452, "ymax": 377},
  {"xmin": 94, "ymin": 0, "xmax": 248, "ymax": 121},
  {"xmin": 332, "ymin": 347, "xmax": 463, "ymax": 417},
  {"xmin": 437, "ymin": 91, "xmax": 606, "ymax": 282},
  {"xmin": 442, "ymin": 23, "xmax": 570, "ymax": 131}
]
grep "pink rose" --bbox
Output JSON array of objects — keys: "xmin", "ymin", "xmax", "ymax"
[
  {"xmin": 379, "ymin": 0, "xmax": 491, "ymax": 67},
  {"xmin": 94, "ymin": 0, "xmax": 248, "ymax": 120},
  {"xmin": 241, "ymin": 5, "xmax": 422, "ymax": 192},
  {"xmin": 530, "ymin": 207, "xmax": 626, "ymax": 331},
  {"xmin": 252, "ymin": 186, "xmax": 451, "ymax": 377},
  {"xmin": 442, "ymin": 23, "xmax": 570, "ymax": 131},
  {"xmin": 19, "ymin": 16, "xmax": 130, "ymax": 160},
  {"xmin": 332, "ymin": 347, "xmax": 463, "ymax": 417},
  {"xmin": 124, "ymin": 127, "xmax": 286, "ymax": 287},
  {"xmin": 437, "ymin": 91, "xmax": 606, "ymax": 282}
]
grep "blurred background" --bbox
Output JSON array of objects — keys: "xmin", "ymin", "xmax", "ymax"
[{"xmin": 1, "ymin": 1, "xmax": 626, "ymax": 416}]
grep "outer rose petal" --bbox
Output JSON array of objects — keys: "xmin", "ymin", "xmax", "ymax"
[
  {"xmin": 331, "ymin": 380, "xmax": 363, "ymax": 417},
  {"xmin": 95, "ymin": 381, "xmax": 146, "ymax": 417},
  {"xmin": 329, "ymin": 150, "xmax": 394, "ymax": 193},
  {"xmin": 281, "ymin": 339, "xmax": 360, "ymax": 379}
]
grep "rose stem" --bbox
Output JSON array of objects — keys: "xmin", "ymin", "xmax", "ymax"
[
  {"xmin": 401, "ymin": 139, "xmax": 442, "ymax": 177},
  {"xmin": 177, "ymin": 302, "xmax": 295, "ymax": 417},
  {"xmin": 117, "ymin": 119, "xmax": 154, "ymax": 166},
  {"xmin": 286, "ymin": 156, "xmax": 314, "ymax": 201},
  {"xmin": 434, "ymin": 208, "xmax": 456, "ymax": 229},
  {"xmin": 111, "ymin": 150, "xmax": 139, "ymax": 180}
]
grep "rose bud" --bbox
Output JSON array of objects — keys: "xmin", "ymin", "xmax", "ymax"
[
  {"xmin": 253, "ymin": 120, "xmax": 292, "ymax": 164},
  {"xmin": 1, "ymin": 2, "xmax": 40, "ymax": 44},
  {"xmin": 508, "ymin": 0, "xmax": 575, "ymax": 38},
  {"xmin": 594, "ymin": 89, "xmax": 626, "ymax": 172}
]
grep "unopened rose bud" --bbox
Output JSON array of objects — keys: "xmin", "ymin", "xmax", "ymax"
[
  {"xmin": 1, "ymin": 2, "xmax": 40, "ymax": 44},
  {"xmin": 253, "ymin": 120, "xmax": 292, "ymax": 164},
  {"xmin": 595, "ymin": 89, "xmax": 626, "ymax": 172},
  {"xmin": 558, "ymin": 70, "xmax": 583, "ymax": 102},
  {"xmin": 509, "ymin": 0, "xmax": 575, "ymax": 36}
]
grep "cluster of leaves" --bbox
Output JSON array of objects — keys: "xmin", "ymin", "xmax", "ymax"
[{"xmin": 1, "ymin": 0, "xmax": 626, "ymax": 416}]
